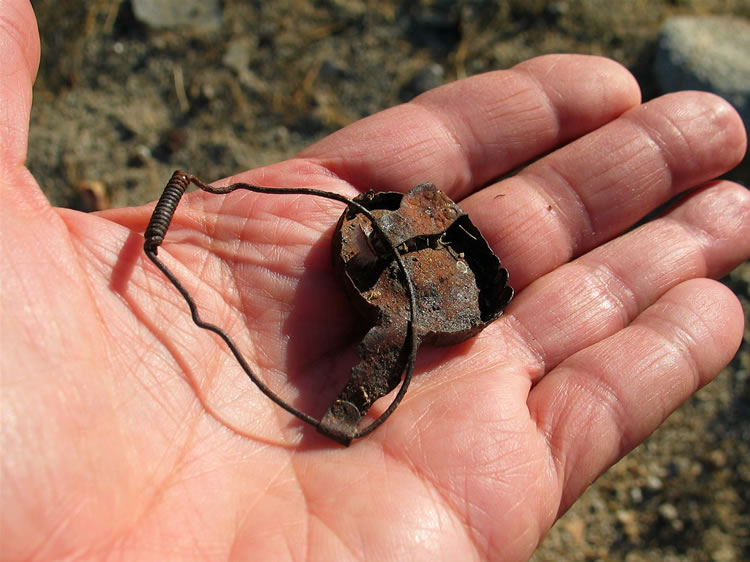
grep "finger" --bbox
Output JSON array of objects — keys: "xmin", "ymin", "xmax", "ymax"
[
  {"xmin": 527, "ymin": 278, "xmax": 744, "ymax": 513},
  {"xmin": 497, "ymin": 181, "xmax": 750, "ymax": 380},
  {"xmin": 0, "ymin": 0, "xmax": 40, "ymax": 176},
  {"xmin": 461, "ymin": 91, "xmax": 748, "ymax": 289},
  {"xmin": 1, "ymin": 0, "xmax": 46, "ymax": 213},
  {"xmin": 298, "ymin": 55, "xmax": 641, "ymax": 198}
]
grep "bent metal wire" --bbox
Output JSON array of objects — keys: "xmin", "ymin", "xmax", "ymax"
[{"xmin": 143, "ymin": 171, "xmax": 419, "ymax": 446}]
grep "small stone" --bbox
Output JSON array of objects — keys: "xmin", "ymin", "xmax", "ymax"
[
  {"xmin": 201, "ymin": 83, "xmax": 215, "ymax": 100},
  {"xmin": 616, "ymin": 510, "xmax": 641, "ymax": 542},
  {"xmin": 658, "ymin": 502, "xmax": 679, "ymax": 520},
  {"xmin": 131, "ymin": 144, "xmax": 152, "ymax": 164},
  {"xmin": 132, "ymin": 0, "xmax": 222, "ymax": 31},
  {"xmin": 629, "ymin": 486, "xmax": 643, "ymax": 503},
  {"xmin": 646, "ymin": 475, "xmax": 663, "ymax": 490},
  {"xmin": 616, "ymin": 510, "xmax": 636, "ymax": 524}
]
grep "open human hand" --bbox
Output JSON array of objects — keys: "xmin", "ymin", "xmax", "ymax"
[{"xmin": 2, "ymin": 1, "xmax": 749, "ymax": 560}]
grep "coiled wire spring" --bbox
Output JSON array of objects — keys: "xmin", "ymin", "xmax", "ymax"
[{"xmin": 144, "ymin": 171, "xmax": 191, "ymax": 252}]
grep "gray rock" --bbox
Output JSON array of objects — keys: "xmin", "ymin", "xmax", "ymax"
[
  {"xmin": 654, "ymin": 16, "xmax": 750, "ymax": 123},
  {"xmin": 131, "ymin": 0, "xmax": 222, "ymax": 31}
]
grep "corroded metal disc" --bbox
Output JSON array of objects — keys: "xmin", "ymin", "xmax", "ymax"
[{"xmin": 319, "ymin": 183, "xmax": 513, "ymax": 442}]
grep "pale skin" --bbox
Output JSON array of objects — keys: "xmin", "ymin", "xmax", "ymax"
[{"xmin": 2, "ymin": 1, "xmax": 749, "ymax": 560}]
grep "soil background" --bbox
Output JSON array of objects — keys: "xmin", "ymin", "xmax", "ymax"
[{"xmin": 27, "ymin": 1, "xmax": 750, "ymax": 560}]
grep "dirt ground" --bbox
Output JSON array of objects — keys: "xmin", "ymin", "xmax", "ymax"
[{"xmin": 27, "ymin": 1, "xmax": 749, "ymax": 560}]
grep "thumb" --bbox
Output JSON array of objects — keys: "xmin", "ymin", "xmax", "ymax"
[{"xmin": 0, "ymin": 0, "xmax": 44, "ymax": 207}]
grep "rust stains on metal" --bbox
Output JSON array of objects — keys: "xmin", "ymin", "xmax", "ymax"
[{"xmin": 319, "ymin": 183, "xmax": 513, "ymax": 442}]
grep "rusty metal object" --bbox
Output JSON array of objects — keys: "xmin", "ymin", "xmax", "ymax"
[
  {"xmin": 319, "ymin": 183, "xmax": 513, "ymax": 442},
  {"xmin": 145, "ymin": 172, "xmax": 511, "ymax": 446}
]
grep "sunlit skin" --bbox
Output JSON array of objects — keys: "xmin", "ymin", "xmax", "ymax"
[{"xmin": 2, "ymin": 1, "xmax": 749, "ymax": 560}]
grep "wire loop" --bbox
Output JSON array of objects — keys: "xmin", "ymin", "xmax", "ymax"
[{"xmin": 144, "ymin": 171, "xmax": 418, "ymax": 445}]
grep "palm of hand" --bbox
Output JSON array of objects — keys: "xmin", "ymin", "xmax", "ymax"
[
  {"xmin": 8, "ymin": 164, "xmax": 550, "ymax": 559},
  {"xmin": 3, "ymin": 5, "xmax": 749, "ymax": 559}
]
